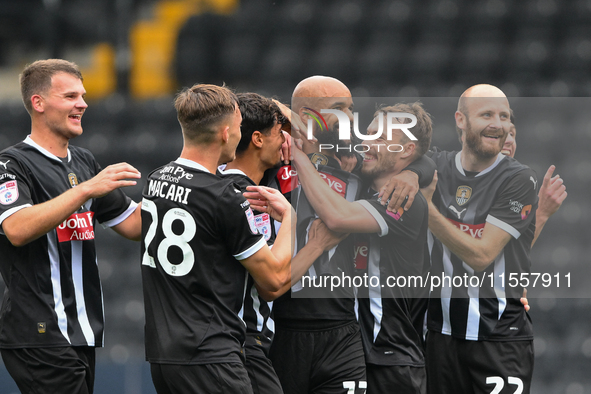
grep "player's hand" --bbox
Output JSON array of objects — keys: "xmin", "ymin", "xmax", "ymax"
[
  {"xmin": 520, "ymin": 288, "xmax": 530, "ymax": 312},
  {"xmin": 280, "ymin": 131, "xmax": 292, "ymax": 164},
  {"xmin": 378, "ymin": 170, "xmax": 420, "ymax": 212},
  {"xmin": 273, "ymin": 99, "xmax": 316, "ymax": 153},
  {"xmin": 307, "ymin": 219, "xmax": 349, "ymax": 252},
  {"xmin": 81, "ymin": 162, "xmax": 141, "ymax": 198},
  {"xmin": 244, "ymin": 185, "xmax": 293, "ymax": 222},
  {"xmin": 336, "ymin": 153, "xmax": 357, "ymax": 173},
  {"xmin": 537, "ymin": 165, "xmax": 567, "ymax": 220}
]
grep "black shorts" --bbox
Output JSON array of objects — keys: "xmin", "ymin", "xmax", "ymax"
[
  {"xmin": 1, "ymin": 346, "xmax": 95, "ymax": 394},
  {"xmin": 366, "ymin": 363, "xmax": 426, "ymax": 394},
  {"xmin": 426, "ymin": 331, "xmax": 534, "ymax": 394},
  {"xmin": 244, "ymin": 338, "xmax": 283, "ymax": 394},
  {"xmin": 150, "ymin": 362, "xmax": 254, "ymax": 394},
  {"xmin": 270, "ymin": 320, "xmax": 366, "ymax": 394}
]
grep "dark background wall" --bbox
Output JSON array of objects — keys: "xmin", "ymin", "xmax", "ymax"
[{"xmin": 0, "ymin": 1, "xmax": 590, "ymax": 393}]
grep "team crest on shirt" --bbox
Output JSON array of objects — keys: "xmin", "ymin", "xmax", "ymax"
[
  {"xmin": 456, "ymin": 186, "xmax": 472, "ymax": 206},
  {"xmin": 310, "ymin": 152, "xmax": 329, "ymax": 166},
  {"xmin": 68, "ymin": 172, "xmax": 78, "ymax": 187},
  {"xmin": 254, "ymin": 213, "xmax": 272, "ymax": 241},
  {"xmin": 0, "ymin": 180, "xmax": 18, "ymax": 205},
  {"xmin": 245, "ymin": 208, "xmax": 258, "ymax": 234}
]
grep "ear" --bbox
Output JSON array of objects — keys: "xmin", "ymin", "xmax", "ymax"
[
  {"xmin": 455, "ymin": 110, "xmax": 465, "ymax": 131},
  {"xmin": 401, "ymin": 141, "xmax": 416, "ymax": 159},
  {"xmin": 251, "ymin": 130, "xmax": 264, "ymax": 148},
  {"xmin": 221, "ymin": 126, "xmax": 230, "ymax": 144},
  {"xmin": 31, "ymin": 95, "xmax": 44, "ymax": 113}
]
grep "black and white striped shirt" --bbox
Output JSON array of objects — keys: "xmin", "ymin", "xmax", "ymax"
[
  {"xmin": 427, "ymin": 150, "xmax": 537, "ymax": 341},
  {"xmin": 0, "ymin": 137, "xmax": 136, "ymax": 348}
]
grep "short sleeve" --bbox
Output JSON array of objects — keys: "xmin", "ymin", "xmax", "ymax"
[
  {"xmin": 486, "ymin": 168, "xmax": 538, "ymax": 239},
  {"xmin": 95, "ymin": 189, "xmax": 135, "ymax": 226},
  {"xmin": 0, "ymin": 155, "xmax": 33, "ymax": 227},
  {"xmin": 355, "ymin": 194, "xmax": 427, "ymax": 240},
  {"xmin": 217, "ymin": 182, "xmax": 266, "ymax": 260}
]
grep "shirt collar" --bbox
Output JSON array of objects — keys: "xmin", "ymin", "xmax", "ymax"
[
  {"xmin": 24, "ymin": 135, "xmax": 71, "ymax": 163},
  {"xmin": 455, "ymin": 150, "xmax": 505, "ymax": 177},
  {"xmin": 174, "ymin": 157, "xmax": 211, "ymax": 173}
]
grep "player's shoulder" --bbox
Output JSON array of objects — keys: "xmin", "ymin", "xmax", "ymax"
[
  {"xmin": 0, "ymin": 141, "xmax": 33, "ymax": 160},
  {"xmin": 499, "ymin": 156, "xmax": 537, "ymax": 180},
  {"xmin": 0, "ymin": 141, "xmax": 50, "ymax": 173},
  {"xmin": 220, "ymin": 170, "xmax": 255, "ymax": 191},
  {"xmin": 427, "ymin": 147, "xmax": 458, "ymax": 165}
]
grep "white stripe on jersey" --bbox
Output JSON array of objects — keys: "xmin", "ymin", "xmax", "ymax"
[
  {"xmin": 494, "ymin": 254, "xmax": 507, "ymax": 320},
  {"xmin": 238, "ymin": 272, "xmax": 249, "ymax": 328},
  {"xmin": 466, "ymin": 289, "xmax": 480, "ymax": 340},
  {"xmin": 72, "ymin": 241, "xmax": 96, "ymax": 346},
  {"xmin": 266, "ymin": 310, "xmax": 275, "ymax": 333},
  {"xmin": 440, "ymin": 238, "xmax": 454, "ymax": 335},
  {"xmin": 368, "ymin": 237, "xmax": 382, "ymax": 342},
  {"xmin": 370, "ymin": 297, "xmax": 383, "ymax": 342},
  {"xmin": 250, "ymin": 285, "xmax": 265, "ymax": 332},
  {"xmin": 433, "ymin": 237, "xmax": 509, "ymax": 341},
  {"xmin": 48, "ymin": 231, "xmax": 70, "ymax": 344}
]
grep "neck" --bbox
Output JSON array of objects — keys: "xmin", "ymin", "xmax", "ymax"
[
  {"xmin": 30, "ymin": 126, "xmax": 69, "ymax": 157},
  {"xmin": 371, "ymin": 170, "xmax": 397, "ymax": 193},
  {"xmin": 224, "ymin": 152, "xmax": 267, "ymax": 185},
  {"xmin": 179, "ymin": 144, "xmax": 223, "ymax": 174},
  {"xmin": 460, "ymin": 149, "xmax": 498, "ymax": 173}
]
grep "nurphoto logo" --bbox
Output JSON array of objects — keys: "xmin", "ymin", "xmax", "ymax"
[{"xmin": 304, "ymin": 108, "xmax": 419, "ymax": 153}]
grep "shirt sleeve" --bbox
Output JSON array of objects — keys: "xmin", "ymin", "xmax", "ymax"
[
  {"xmin": 0, "ymin": 154, "xmax": 33, "ymax": 228},
  {"xmin": 355, "ymin": 194, "xmax": 427, "ymax": 241},
  {"xmin": 217, "ymin": 181, "xmax": 266, "ymax": 260},
  {"xmin": 403, "ymin": 154, "xmax": 437, "ymax": 188},
  {"xmin": 486, "ymin": 168, "xmax": 538, "ymax": 239},
  {"xmin": 94, "ymin": 185, "xmax": 135, "ymax": 226}
]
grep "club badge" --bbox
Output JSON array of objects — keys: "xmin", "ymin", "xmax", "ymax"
[{"xmin": 456, "ymin": 186, "xmax": 472, "ymax": 206}]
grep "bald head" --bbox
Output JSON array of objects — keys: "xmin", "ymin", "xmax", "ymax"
[
  {"xmin": 292, "ymin": 76, "xmax": 351, "ymax": 112},
  {"xmin": 458, "ymin": 84, "xmax": 508, "ymax": 114}
]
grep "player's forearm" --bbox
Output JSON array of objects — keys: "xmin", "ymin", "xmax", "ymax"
[
  {"xmin": 269, "ymin": 207, "xmax": 295, "ymax": 279},
  {"xmin": 2, "ymin": 185, "xmax": 93, "ymax": 247},
  {"xmin": 428, "ymin": 201, "xmax": 495, "ymax": 271},
  {"xmin": 293, "ymin": 150, "xmax": 354, "ymax": 230},
  {"xmin": 531, "ymin": 214, "xmax": 548, "ymax": 247},
  {"xmin": 404, "ymin": 154, "xmax": 436, "ymax": 188},
  {"xmin": 259, "ymin": 240, "xmax": 325, "ymax": 301}
]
